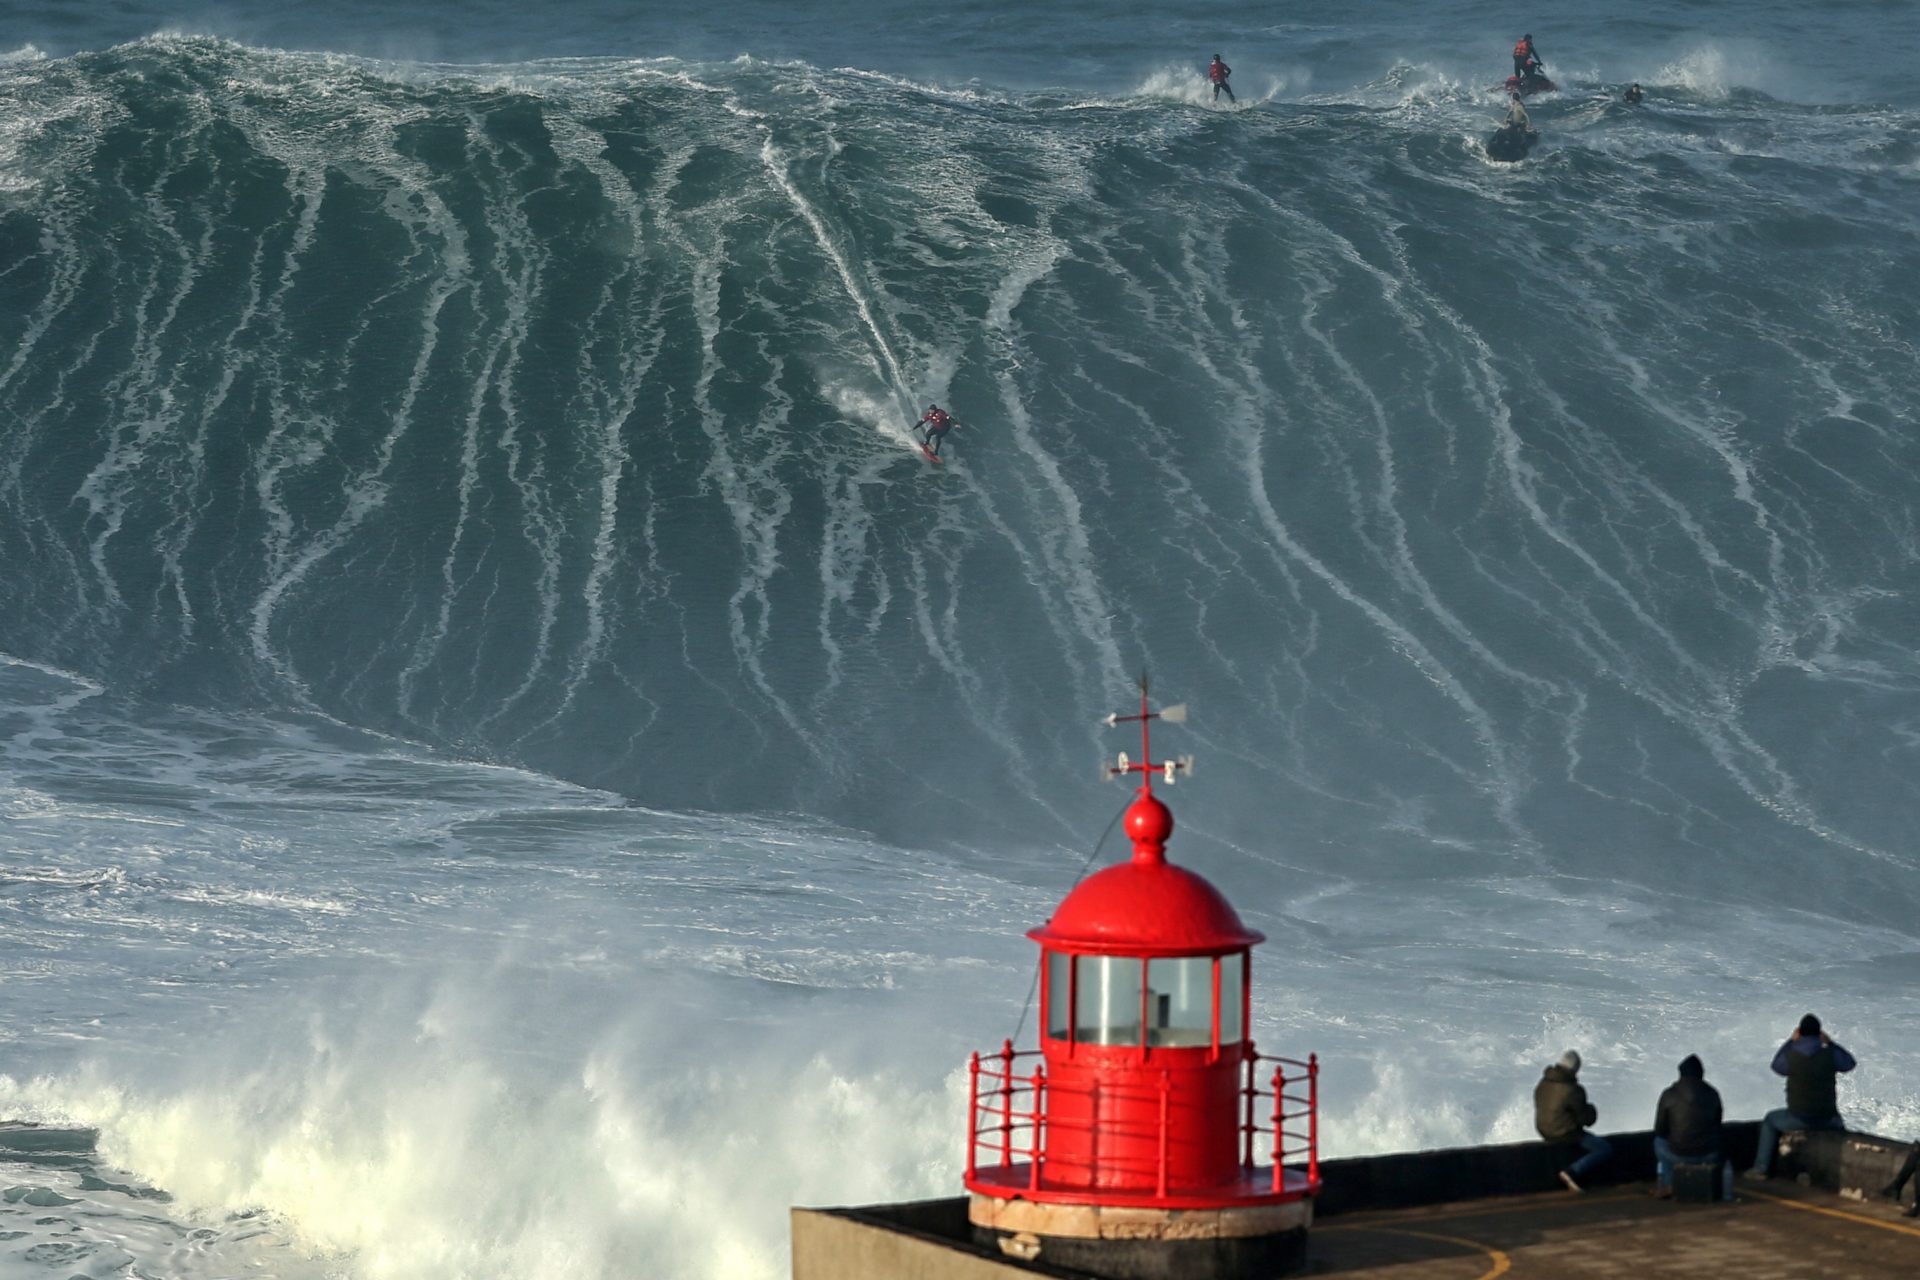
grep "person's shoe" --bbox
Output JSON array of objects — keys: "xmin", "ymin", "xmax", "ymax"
[
  {"xmin": 1905, "ymin": 1200, "xmax": 1919, "ymax": 1219},
  {"xmin": 1881, "ymin": 1181, "xmax": 1905, "ymax": 1201},
  {"xmin": 1742, "ymin": 1168, "xmax": 1769, "ymax": 1183},
  {"xmin": 1649, "ymin": 1185, "xmax": 1673, "ymax": 1199},
  {"xmin": 1559, "ymin": 1170, "xmax": 1583, "ymax": 1193}
]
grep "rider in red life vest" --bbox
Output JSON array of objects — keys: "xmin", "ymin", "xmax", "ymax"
[
  {"xmin": 1208, "ymin": 54, "xmax": 1235, "ymax": 104},
  {"xmin": 1513, "ymin": 34, "xmax": 1543, "ymax": 80},
  {"xmin": 917, "ymin": 404, "xmax": 957, "ymax": 456}
]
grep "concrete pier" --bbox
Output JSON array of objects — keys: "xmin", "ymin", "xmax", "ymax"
[{"xmin": 793, "ymin": 1124, "xmax": 1920, "ymax": 1279}]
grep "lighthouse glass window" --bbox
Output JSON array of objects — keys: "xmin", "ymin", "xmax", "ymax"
[
  {"xmin": 1145, "ymin": 957, "xmax": 1214, "ymax": 1047},
  {"xmin": 1217, "ymin": 951, "xmax": 1244, "ymax": 1043},
  {"xmin": 1075, "ymin": 955, "xmax": 1143, "ymax": 1045},
  {"xmin": 1045, "ymin": 951, "xmax": 1071, "ymax": 1040}
]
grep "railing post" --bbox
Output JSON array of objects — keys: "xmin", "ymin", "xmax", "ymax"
[
  {"xmin": 1308, "ymin": 1054, "xmax": 1320, "ymax": 1185},
  {"xmin": 1270, "ymin": 1065, "xmax": 1285, "ymax": 1193},
  {"xmin": 1028, "ymin": 1065, "xmax": 1046, "ymax": 1191},
  {"xmin": 966, "ymin": 1052, "xmax": 981, "ymax": 1180},
  {"xmin": 1241, "ymin": 1042, "xmax": 1257, "ymax": 1170},
  {"xmin": 1157, "ymin": 1069, "xmax": 1171, "ymax": 1199},
  {"xmin": 999, "ymin": 1038, "xmax": 1014, "ymax": 1169}
]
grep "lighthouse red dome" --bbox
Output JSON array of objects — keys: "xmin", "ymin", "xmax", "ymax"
[{"xmin": 1028, "ymin": 794, "xmax": 1263, "ymax": 957}]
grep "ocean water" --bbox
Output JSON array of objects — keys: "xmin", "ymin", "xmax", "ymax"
[{"xmin": 3, "ymin": 1, "xmax": 1919, "ymax": 1275}]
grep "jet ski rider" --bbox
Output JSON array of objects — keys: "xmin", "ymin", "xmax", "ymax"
[
  {"xmin": 1513, "ymin": 33, "xmax": 1544, "ymax": 81},
  {"xmin": 1504, "ymin": 91, "xmax": 1531, "ymax": 131}
]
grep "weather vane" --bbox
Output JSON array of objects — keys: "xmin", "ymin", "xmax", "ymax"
[{"xmin": 1102, "ymin": 671, "xmax": 1194, "ymax": 791}]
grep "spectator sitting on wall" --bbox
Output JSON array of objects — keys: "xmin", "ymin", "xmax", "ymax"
[
  {"xmin": 1535, "ymin": 1050, "xmax": 1611, "ymax": 1192},
  {"xmin": 1746, "ymin": 1014, "xmax": 1855, "ymax": 1181},
  {"xmin": 1653, "ymin": 1054, "xmax": 1731, "ymax": 1199}
]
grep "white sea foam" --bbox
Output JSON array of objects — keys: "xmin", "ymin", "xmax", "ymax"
[
  {"xmin": 2, "ymin": 979, "xmax": 966, "ymax": 1280},
  {"xmin": 1128, "ymin": 64, "xmax": 1284, "ymax": 110}
]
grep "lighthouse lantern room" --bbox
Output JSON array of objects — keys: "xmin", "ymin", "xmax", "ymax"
[{"xmin": 963, "ymin": 684, "xmax": 1320, "ymax": 1278}]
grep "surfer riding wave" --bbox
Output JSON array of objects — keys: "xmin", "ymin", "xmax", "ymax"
[{"xmin": 916, "ymin": 403, "xmax": 958, "ymax": 459}]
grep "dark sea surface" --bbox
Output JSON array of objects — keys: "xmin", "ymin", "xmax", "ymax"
[{"xmin": 2, "ymin": 2, "xmax": 1918, "ymax": 1276}]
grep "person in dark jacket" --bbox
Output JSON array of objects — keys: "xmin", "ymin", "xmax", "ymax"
[
  {"xmin": 1534, "ymin": 1050, "xmax": 1611, "ymax": 1191},
  {"xmin": 1747, "ymin": 1014, "xmax": 1855, "ymax": 1179},
  {"xmin": 1652, "ymin": 1054, "xmax": 1731, "ymax": 1198}
]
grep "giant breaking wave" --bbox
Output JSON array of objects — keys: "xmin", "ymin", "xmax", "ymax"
[{"xmin": 3, "ymin": 36, "xmax": 1919, "ymax": 913}]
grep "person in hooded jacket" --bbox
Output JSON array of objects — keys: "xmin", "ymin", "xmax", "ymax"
[
  {"xmin": 1534, "ymin": 1050, "xmax": 1611, "ymax": 1191},
  {"xmin": 1747, "ymin": 1013, "xmax": 1855, "ymax": 1179},
  {"xmin": 1653, "ymin": 1054, "xmax": 1731, "ymax": 1199}
]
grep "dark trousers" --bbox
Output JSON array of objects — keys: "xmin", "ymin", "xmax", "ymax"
[
  {"xmin": 1893, "ymin": 1146, "xmax": 1920, "ymax": 1194},
  {"xmin": 1514, "ymin": 56, "xmax": 1532, "ymax": 78},
  {"xmin": 924, "ymin": 426, "xmax": 950, "ymax": 455},
  {"xmin": 1213, "ymin": 80, "xmax": 1234, "ymax": 102}
]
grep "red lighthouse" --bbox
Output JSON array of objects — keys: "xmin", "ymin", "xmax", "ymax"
[{"xmin": 964, "ymin": 686, "xmax": 1320, "ymax": 1278}]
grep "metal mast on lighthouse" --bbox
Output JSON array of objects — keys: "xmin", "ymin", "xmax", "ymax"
[{"xmin": 962, "ymin": 679, "xmax": 1321, "ymax": 1278}]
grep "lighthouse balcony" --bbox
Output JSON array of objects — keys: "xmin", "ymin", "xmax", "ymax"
[{"xmin": 963, "ymin": 1042, "xmax": 1320, "ymax": 1210}]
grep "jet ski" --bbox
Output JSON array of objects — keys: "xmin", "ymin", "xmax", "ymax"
[
  {"xmin": 1485, "ymin": 124, "xmax": 1539, "ymax": 163},
  {"xmin": 1502, "ymin": 72, "xmax": 1556, "ymax": 97}
]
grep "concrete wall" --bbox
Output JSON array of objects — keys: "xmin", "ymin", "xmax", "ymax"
[
  {"xmin": 1314, "ymin": 1122, "xmax": 1758, "ymax": 1215},
  {"xmin": 791, "ymin": 1202, "xmax": 1091, "ymax": 1280},
  {"xmin": 1311, "ymin": 1123, "xmax": 1918, "ymax": 1216},
  {"xmin": 1774, "ymin": 1129, "xmax": 1915, "ymax": 1197}
]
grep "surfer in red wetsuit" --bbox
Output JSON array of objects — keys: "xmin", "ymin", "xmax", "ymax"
[
  {"xmin": 917, "ymin": 404, "xmax": 957, "ymax": 457},
  {"xmin": 1208, "ymin": 54, "xmax": 1235, "ymax": 104}
]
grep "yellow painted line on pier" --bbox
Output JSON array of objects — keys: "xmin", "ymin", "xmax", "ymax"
[
  {"xmin": 1744, "ymin": 1187, "xmax": 1920, "ymax": 1240},
  {"xmin": 1320, "ymin": 1222, "xmax": 1512, "ymax": 1278}
]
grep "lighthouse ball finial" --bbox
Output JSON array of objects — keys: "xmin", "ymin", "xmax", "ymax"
[{"xmin": 1124, "ymin": 792, "xmax": 1173, "ymax": 858}]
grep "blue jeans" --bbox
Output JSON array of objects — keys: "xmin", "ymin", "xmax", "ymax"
[
  {"xmin": 1655, "ymin": 1136, "xmax": 1731, "ymax": 1196},
  {"xmin": 1568, "ymin": 1131, "xmax": 1612, "ymax": 1178},
  {"xmin": 1751, "ymin": 1108, "xmax": 1845, "ymax": 1176}
]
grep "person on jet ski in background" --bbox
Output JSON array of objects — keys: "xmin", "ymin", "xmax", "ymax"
[
  {"xmin": 1208, "ymin": 54, "xmax": 1235, "ymax": 103},
  {"xmin": 1513, "ymin": 33, "xmax": 1544, "ymax": 81},
  {"xmin": 1623, "ymin": 82, "xmax": 1644, "ymax": 104},
  {"xmin": 917, "ymin": 403, "xmax": 957, "ymax": 456}
]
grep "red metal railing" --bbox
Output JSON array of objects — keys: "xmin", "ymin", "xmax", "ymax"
[
  {"xmin": 964, "ymin": 1040, "xmax": 1319, "ymax": 1199},
  {"xmin": 965, "ymin": 1040, "xmax": 1047, "ymax": 1189},
  {"xmin": 1242, "ymin": 1048, "xmax": 1320, "ymax": 1192}
]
